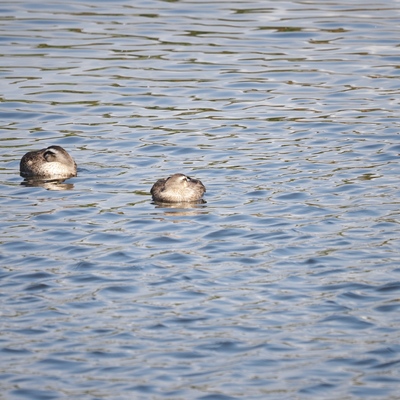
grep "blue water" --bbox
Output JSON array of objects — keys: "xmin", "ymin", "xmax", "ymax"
[{"xmin": 1, "ymin": 0, "xmax": 400, "ymax": 398}]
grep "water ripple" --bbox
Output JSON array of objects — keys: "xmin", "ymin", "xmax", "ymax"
[{"xmin": 1, "ymin": 0, "xmax": 400, "ymax": 399}]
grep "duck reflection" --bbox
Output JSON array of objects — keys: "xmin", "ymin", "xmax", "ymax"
[
  {"xmin": 152, "ymin": 199, "xmax": 207, "ymax": 216},
  {"xmin": 21, "ymin": 178, "xmax": 75, "ymax": 191}
]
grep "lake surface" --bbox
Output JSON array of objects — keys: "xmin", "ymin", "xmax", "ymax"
[{"xmin": 1, "ymin": 0, "xmax": 400, "ymax": 398}]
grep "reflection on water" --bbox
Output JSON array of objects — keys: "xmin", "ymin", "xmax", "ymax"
[
  {"xmin": 152, "ymin": 201, "xmax": 207, "ymax": 217},
  {"xmin": 21, "ymin": 178, "xmax": 75, "ymax": 191},
  {"xmin": 1, "ymin": 0, "xmax": 400, "ymax": 399},
  {"xmin": 152, "ymin": 198, "xmax": 207, "ymax": 207}
]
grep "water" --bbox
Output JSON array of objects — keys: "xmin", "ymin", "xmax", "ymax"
[{"xmin": 1, "ymin": 0, "xmax": 400, "ymax": 398}]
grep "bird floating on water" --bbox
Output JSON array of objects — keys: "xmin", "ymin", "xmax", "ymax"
[
  {"xmin": 20, "ymin": 145, "xmax": 77, "ymax": 180},
  {"xmin": 150, "ymin": 173, "xmax": 206, "ymax": 203}
]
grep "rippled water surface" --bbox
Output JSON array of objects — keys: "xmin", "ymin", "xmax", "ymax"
[{"xmin": 1, "ymin": 0, "xmax": 400, "ymax": 398}]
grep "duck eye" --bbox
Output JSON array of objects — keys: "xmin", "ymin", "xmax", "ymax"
[{"xmin": 43, "ymin": 150, "xmax": 56, "ymax": 161}]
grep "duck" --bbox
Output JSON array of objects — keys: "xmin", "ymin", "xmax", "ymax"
[
  {"xmin": 20, "ymin": 145, "xmax": 77, "ymax": 180},
  {"xmin": 151, "ymin": 173, "xmax": 206, "ymax": 203}
]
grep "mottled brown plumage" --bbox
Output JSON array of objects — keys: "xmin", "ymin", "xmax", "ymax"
[
  {"xmin": 20, "ymin": 145, "xmax": 77, "ymax": 180},
  {"xmin": 151, "ymin": 173, "xmax": 206, "ymax": 203}
]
